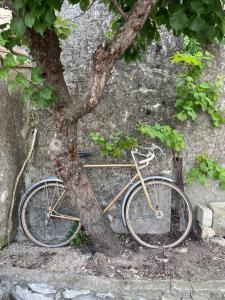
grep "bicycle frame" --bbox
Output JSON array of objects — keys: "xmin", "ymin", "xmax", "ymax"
[{"xmin": 49, "ymin": 159, "xmax": 158, "ymax": 221}]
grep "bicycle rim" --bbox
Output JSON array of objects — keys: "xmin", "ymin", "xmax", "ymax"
[
  {"xmin": 125, "ymin": 179, "xmax": 192, "ymax": 248},
  {"xmin": 20, "ymin": 182, "xmax": 81, "ymax": 247}
]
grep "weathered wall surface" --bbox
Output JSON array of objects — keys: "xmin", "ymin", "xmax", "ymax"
[
  {"xmin": 1, "ymin": 267, "xmax": 225, "ymax": 300},
  {"xmin": 0, "ymin": 83, "xmax": 25, "ymax": 247},
  {"xmin": 1, "ymin": 2, "xmax": 225, "ymax": 242},
  {"xmin": 21, "ymin": 2, "xmax": 225, "ymax": 236}
]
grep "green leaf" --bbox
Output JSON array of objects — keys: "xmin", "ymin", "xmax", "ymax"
[
  {"xmin": 187, "ymin": 109, "xmax": 197, "ymax": 120},
  {"xmin": 0, "ymin": 34, "xmax": 7, "ymax": 47},
  {"xmin": 15, "ymin": 72, "xmax": 28, "ymax": 86},
  {"xmin": 0, "ymin": 69, "xmax": 8, "ymax": 80},
  {"xmin": 169, "ymin": 9, "xmax": 189, "ymax": 32},
  {"xmin": 80, "ymin": 0, "xmax": 89, "ymax": 11},
  {"xmin": 190, "ymin": 1, "xmax": 205, "ymax": 14},
  {"xmin": 199, "ymin": 175, "xmax": 206, "ymax": 185},
  {"xmin": 46, "ymin": 0, "xmax": 63, "ymax": 10},
  {"xmin": 16, "ymin": 54, "xmax": 28, "ymax": 65},
  {"xmin": 31, "ymin": 67, "xmax": 44, "ymax": 85},
  {"xmin": 189, "ymin": 17, "xmax": 205, "ymax": 33},
  {"xmin": 44, "ymin": 9, "xmax": 56, "ymax": 25},
  {"xmin": 69, "ymin": 0, "xmax": 80, "ymax": 3},
  {"xmin": 24, "ymin": 12, "xmax": 35, "ymax": 28},
  {"xmin": 4, "ymin": 53, "xmax": 16, "ymax": 68},
  {"xmin": 32, "ymin": 5, "xmax": 46, "ymax": 18},
  {"xmin": 22, "ymin": 86, "xmax": 33, "ymax": 102},
  {"xmin": 33, "ymin": 20, "xmax": 48, "ymax": 35},
  {"xmin": 200, "ymin": 0, "xmax": 211, "ymax": 4},
  {"xmin": 13, "ymin": 0, "xmax": 25, "ymax": 10},
  {"xmin": 7, "ymin": 80, "xmax": 16, "ymax": 95},
  {"xmin": 11, "ymin": 17, "xmax": 26, "ymax": 38},
  {"xmin": 39, "ymin": 86, "xmax": 53, "ymax": 99}
]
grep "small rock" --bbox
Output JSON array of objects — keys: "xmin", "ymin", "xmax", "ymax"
[
  {"xmin": 175, "ymin": 247, "xmax": 188, "ymax": 254},
  {"xmin": 107, "ymin": 214, "xmax": 114, "ymax": 222},
  {"xmin": 63, "ymin": 288, "xmax": 90, "ymax": 299},
  {"xmin": 13, "ymin": 285, "xmax": 54, "ymax": 300},
  {"xmin": 210, "ymin": 237, "xmax": 225, "ymax": 247},
  {"xmin": 200, "ymin": 226, "xmax": 215, "ymax": 241},
  {"xmin": 130, "ymin": 267, "xmax": 138, "ymax": 274},
  {"xmin": 96, "ymin": 292, "xmax": 115, "ymax": 299},
  {"xmin": 155, "ymin": 256, "xmax": 169, "ymax": 263},
  {"xmin": 28, "ymin": 283, "xmax": 56, "ymax": 295}
]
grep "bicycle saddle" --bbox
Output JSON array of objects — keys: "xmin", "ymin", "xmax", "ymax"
[{"xmin": 78, "ymin": 151, "xmax": 92, "ymax": 158}]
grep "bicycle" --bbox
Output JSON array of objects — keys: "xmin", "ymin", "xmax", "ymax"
[{"xmin": 19, "ymin": 144, "xmax": 193, "ymax": 249}]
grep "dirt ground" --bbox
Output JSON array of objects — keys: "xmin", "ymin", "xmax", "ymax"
[{"xmin": 1, "ymin": 237, "xmax": 225, "ymax": 281}]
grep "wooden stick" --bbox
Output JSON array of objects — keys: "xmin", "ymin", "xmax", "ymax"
[{"xmin": 7, "ymin": 128, "xmax": 38, "ymax": 247}]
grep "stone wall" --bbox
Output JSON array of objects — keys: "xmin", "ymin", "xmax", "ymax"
[
  {"xmin": 1, "ymin": 267, "xmax": 225, "ymax": 300},
  {"xmin": 0, "ymin": 82, "xmax": 26, "ymax": 247},
  {"xmin": 22, "ymin": 2, "xmax": 225, "ymax": 234}
]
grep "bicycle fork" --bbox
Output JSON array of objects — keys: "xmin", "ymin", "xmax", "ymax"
[{"xmin": 132, "ymin": 153, "xmax": 163, "ymax": 219}]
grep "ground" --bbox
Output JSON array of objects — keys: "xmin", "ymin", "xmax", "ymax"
[{"xmin": 1, "ymin": 237, "xmax": 225, "ymax": 281}]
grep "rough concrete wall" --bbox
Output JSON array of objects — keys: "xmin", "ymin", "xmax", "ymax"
[
  {"xmin": 16, "ymin": 2, "xmax": 225, "ymax": 237},
  {"xmin": 1, "ymin": 267, "xmax": 225, "ymax": 300},
  {"xmin": 0, "ymin": 83, "xmax": 25, "ymax": 247}
]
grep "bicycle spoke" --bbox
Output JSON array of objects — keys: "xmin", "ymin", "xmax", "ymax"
[
  {"xmin": 125, "ymin": 180, "xmax": 192, "ymax": 248},
  {"xmin": 21, "ymin": 182, "xmax": 81, "ymax": 247}
]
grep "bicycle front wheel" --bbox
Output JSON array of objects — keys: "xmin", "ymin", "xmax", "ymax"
[
  {"xmin": 125, "ymin": 179, "xmax": 192, "ymax": 248},
  {"xmin": 20, "ymin": 181, "xmax": 81, "ymax": 248}
]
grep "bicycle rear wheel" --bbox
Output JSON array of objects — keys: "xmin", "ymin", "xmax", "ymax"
[
  {"xmin": 125, "ymin": 179, "xmax": 192, "ymax": 248},
  {"xmin": 20, "ymin": 181, "xmax": 81, "ymax": 247}
]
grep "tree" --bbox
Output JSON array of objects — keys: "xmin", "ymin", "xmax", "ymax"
[{"xmin": 0, "ymin": 0, "xmax": 225, "ymax": 255}]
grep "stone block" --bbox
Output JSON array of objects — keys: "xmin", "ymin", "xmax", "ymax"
[
  {"xmin": 210, "ymin": 237, "xmax": 225, "ymax": 247},
  {"xmin": 196, "ymin": 205, "xmax": 213, "ymax": 227},
  {"xmin": 199, "ymin": 226, "xmax": 215, "ymax": 241},
  {"xmin": 208, "ymin": 202, "xmax": 225, "ymax": 237},
  {"xmin": 28, "ymin": 283, "xmax": 56, "ymax": 295},
  {"xmin": 12, "ymin": 285, "xmax": 54, "ymax": 300},
  {"xmin": 63, "ymin": 289, "xmax": 90, "ymax": 299}
]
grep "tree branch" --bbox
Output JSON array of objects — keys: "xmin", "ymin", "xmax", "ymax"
[
  {"xmin": 109, "ymin": 0, "xmax": 128, "ymax": 20},
  {"xmin": 68, "ymin": 0, "xmax": 158, "ymax": 121},
  {"xmin": 27, "ymin": 28, "xmax": 71, "ymax": 106}
]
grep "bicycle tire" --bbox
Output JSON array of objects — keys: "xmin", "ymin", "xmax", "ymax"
[
  {"xmin": 20, "ymin": 180, "xmax": 81, "ymax": 248},
  {"xmin": 125, "ymin": 179, "xmax": 192, "ymax": 248}
]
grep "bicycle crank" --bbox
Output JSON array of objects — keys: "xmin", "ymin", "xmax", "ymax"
[{"xmin": 154, "ymin": 210, "xmax": 164, "ymax": 219}]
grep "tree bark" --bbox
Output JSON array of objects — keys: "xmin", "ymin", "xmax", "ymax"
[{"xmin": 27, "ymin": 0, "xmax": 158, "ymax": 255}]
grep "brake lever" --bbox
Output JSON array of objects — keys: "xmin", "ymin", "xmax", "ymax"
[{"xmin": 151, "ymin": 143, "xmax": 166, "ymax": 156}]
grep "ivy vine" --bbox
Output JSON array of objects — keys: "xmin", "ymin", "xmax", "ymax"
[
  {"xmin": 185, "ymin": 154, "xmax": 225, "ymax": 190},
  {"xmin": 171, "ymin": 37, "xmax": 224, "ymax": 127},
  {"xmin": 90, "ymin": 132, "xmax": 138, "ymax": 157},
  {"xmin": 138, "ymin": 124, "xmax": 186, "ymax": 153}
]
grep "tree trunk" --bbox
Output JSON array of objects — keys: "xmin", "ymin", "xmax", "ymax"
[{"xmin": 49, "ymin": 105, "xmax": 122, "ymax": 255}]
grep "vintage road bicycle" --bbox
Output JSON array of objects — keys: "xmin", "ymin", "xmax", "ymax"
[{"xmin": 19, "ymin": 144, "xmax": 193, "ymax": 249}]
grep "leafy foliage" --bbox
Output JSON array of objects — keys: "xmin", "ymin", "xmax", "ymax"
[
  {"xmin": 54, "ymin": 16, "xmax": 77, "ymax": 40},
  {"xmin": 70, "ymin": 228, "xmax": 89, "ymax": 246},
  {"xmin": 171, "ymin": 37, "xmax": 224, "ymax": 127},
  {"xmin": 0, "ymin": 51, "xmax": 56, "ymax": 107},
  {"xmin": 9, "ymin": 0, "xmax": 86, "ymax": 38},
  {"xmin": 90, "ymin": 131, "xmax": 138, "ymax": 157},
  {"xmin": 101, "ymin": 0, "xmax": 225, "ymax": 62},
  {"xmin": 138, "ymin": 124, "xmax": 186, "ymax": 152},
  {"xmin": 186, "ymin": 154, "xmax": 225, "ymax": 190},
  {"xmin": 67, "ymin": 222, "xmax": 89, "ymax": 246},
  {"xmin": 153, "ymin": 0, "xmax": 225, "ymax": 43}
]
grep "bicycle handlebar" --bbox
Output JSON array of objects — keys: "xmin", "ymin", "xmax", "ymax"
[{"xmin": 131, "ymin": 144, "xmax": 165, "ymax": 167}]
